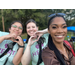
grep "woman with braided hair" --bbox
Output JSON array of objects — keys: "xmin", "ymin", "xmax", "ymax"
[{"xmin": 42, "ymin": 13, "xmax": 75, "ymax": 65}]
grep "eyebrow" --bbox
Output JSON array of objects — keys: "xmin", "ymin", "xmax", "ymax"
[{"xmin": 51, "ymin": 23, "xmax": 67, "ymax": 26}]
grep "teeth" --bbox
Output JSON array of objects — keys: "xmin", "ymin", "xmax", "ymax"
[
  {"xmin": 56, "ymin": 35, "xmax": 63, "ymax": 37},
  {"xmin": 30, "ymin": 31, "xmax": 33, "ymax": 33}
]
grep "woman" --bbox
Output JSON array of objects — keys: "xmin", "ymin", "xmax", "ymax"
[
  {"xmin": 21, "ymin": 19, "xmax": 49, "ymax": 65},
  {"xmin": 0, "ymin": 21, "xmax": 24, "ymax": 65},
  {"xmin": 42, "ymin": 13, "xmax": 75, "ymax": 65}
]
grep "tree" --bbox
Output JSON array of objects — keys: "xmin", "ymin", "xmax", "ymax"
[
  {"xmin": 1, "ymin": 9, "xmax": 5, "ymax": 32},
  {"xmin": 0, "ymin": 9, "xmax": 75, "ymax": 33}
]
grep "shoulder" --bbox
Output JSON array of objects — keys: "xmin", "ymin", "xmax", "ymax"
[
  {"xmin": 42, "ymin": 46, "xmax": 56, "ymax": 57},
  {"xmin": 64, "ymin": 40, "xmax": 74, "ymax": 50},
  {"xmin": 42, "ymin": 33, "xmax": 49, "ymax": 39},
  {"xmin": 42, "ymin": 46, "xmax": 60, "ymax": 65}
]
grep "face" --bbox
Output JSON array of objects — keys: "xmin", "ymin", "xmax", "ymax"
[
  {"xmin": 48, "ymin": 17, "xmax": 67, "ymax": 43},
  {"xmin": 26, "ymin": 22, "xmax": 38, "ymax": 36},
  {"xmin": 9, "ymin": 22, "xmax": 23, "ymax": 36}
]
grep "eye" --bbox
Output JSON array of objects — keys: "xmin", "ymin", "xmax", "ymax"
[
  {"xmin": 52, "ymin": 26, "xmax": 56, "ymax": 29},
  {"xmin": 63, "ymin": 26, "xmax": 67, "ymax": 28},
  {"xmin": 27, "ymin": 27, "xmax": 30, "ymax": 29},
  {"xmin": 32, "ymin": 26, "xmax": 35, "ymax": 28}
]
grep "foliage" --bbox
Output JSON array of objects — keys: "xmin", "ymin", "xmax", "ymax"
[{"xmin": 0, "ymin": 9, "xmax": 75, "ymax": 32}]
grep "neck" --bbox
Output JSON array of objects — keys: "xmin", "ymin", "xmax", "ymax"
[{"xmin": 53, "ymin": 40, "xmax": 65, "ymax": 51}]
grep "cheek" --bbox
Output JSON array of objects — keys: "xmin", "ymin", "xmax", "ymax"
[
  {"xmin": 49, "ymin": 29, "xmax": 55, "ymax": 35},
  {"xmin": 9, "ymin": 27, "xmax": 14, "ymax": 32},
  {"xmin": 19, "ymin": 30, "xmax": 22, "ymax": 33},
  {"xmin": 65, "ymin": 29, "xmax": 67, "ymax": 36},
  {"xmin": 34, "ymin": 28, "xmax": 38, "ymax": 31},
  {"xmin": 26, "ymin": 29, "xmax": 29, "ymax": 33}
]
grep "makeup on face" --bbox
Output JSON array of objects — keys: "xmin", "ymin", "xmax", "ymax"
[
  {"xmin": 12, "ymin": 25, "xmax": 23, "ymax": 30},
  {"xmin": 48, "ymin": 17, "xmax": 67, "ymax": 43}
]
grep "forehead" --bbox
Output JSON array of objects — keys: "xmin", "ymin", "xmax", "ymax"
[
  {"xmin": 27, "ymin": 22, "xmax": 36, "ymax": 27},
  {"xmin": 51, "ymin": 17, "xmax": 66, "ymax": 24},
  {"xmin": 12, "ymin": 22, "xmax": 22, "ymax": 27}
]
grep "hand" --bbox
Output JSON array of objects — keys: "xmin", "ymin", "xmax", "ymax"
[
  {"xmin": 14, "ymin": 36, "xmax": 24, "ymax": 46},
  {"xmin": 5, "ymin": 33, "xmax": 17, "ymax": 41},
  {"xmin": 28, "ymin": 36, "xmax": 39, "ymax": 46},
  {"xmin": 34, "ymin": 30, "xmax": 44, "ymax": 40},
  {"xmin": 34, "ymin": 28, "xmax": 48, "ymax": 40}
]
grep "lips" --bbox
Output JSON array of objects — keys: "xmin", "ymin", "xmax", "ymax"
[
  {"xmin": 55, "ymin": 35, "xmax": 64, "ymax": 38},
  {"xmin": 30, "ymin": 32, "xmax": 34, "ymax": 34},
  {"xmin": 29, "ymin": 31, "xmax": 35, "ymax": 35}
]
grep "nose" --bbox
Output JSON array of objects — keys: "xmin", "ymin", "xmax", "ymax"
[
  {"xmin": 57, "ymin": 27, "xmax": 63, "ymax": 33},
  {"xmin": 16, "ymin": 27, "xmax": 19, "ymax": 30},
  {"xmin": 30, "ymin": 27, "xmax": 33, "ymax": 30}
]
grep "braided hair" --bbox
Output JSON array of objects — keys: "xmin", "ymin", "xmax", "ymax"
[{"xmin": 48, "ymin": 14, "xmax": 66, "ymax": 65}]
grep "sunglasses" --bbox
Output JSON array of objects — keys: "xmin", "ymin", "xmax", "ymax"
[
  {"xmin": 12, "ymin": 25, "xmax": 23, "ymax": 30},
  {"xmin": 48, "ymin": 13, "xmax": 66, "ymax": 17}
]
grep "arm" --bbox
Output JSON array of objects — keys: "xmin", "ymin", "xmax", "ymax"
[
  {"xmin": 0, "ymin": 31, "xmax": 8, "ymax": 43},
  {"xmin": 21, "ymin": 43, "xmax": 31, "ymax": 65},
  {"xmin": 12, "ymin": 36, "xmax": 24, "ymax": 65},
  {"xmin": 34, "ymin": 28, "xmax": 48, "ymax": 40},
  {"xmin": 12, "ymin": 47, "xmax": 24, "ymax": 65},
  {"xmin": 21, "ymin": 36, "xmax": 38, "ymax": 65},
  {"xmin": 0, "ymin": 35, "xmax": 6, "ymax": 43},
  {"xmin": 40, "ymin": 28, "xmax": 48, "ymax": 34},
  {"xmin": 0, "ymin": 33, "xmax": 17, "ymax": 43}
]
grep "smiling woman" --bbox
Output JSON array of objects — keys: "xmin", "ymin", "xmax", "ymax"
[
  {"xmin": 42, "ymin": 13, "xmax": 75, "ymax": 65},
  {"xmin": 25, "ymin": 19, "xmax": 38, "ymax": 43},
  {"xmin": 0, "ymin": 21, "xmax": 24, "ymax": 65},
  {"xmin": 21, "ymin": 19, "xmax": 49, "ymax": 65},
  {"xmin": 48, "ymin": 17, "xmax": 67, "ymax": 43}
]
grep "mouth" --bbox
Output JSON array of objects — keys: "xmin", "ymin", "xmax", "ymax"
[
  {"xmin": 30, "ymin": 31, "xmax": 34, "ymax": 34},
  {"xmin": 15, "ymin": 32, "xmax": 19, "ymax": 34},
  {"xmin": 14, "ymin": 32, "xmax": 20, "ymax": 36},
  {"xmin": 29, "ymin": 31, "xmax": 35, "ymax": 35},
  {"xmin": 55, "ymin": 35, "xmax": 64, "ymax": 38}
]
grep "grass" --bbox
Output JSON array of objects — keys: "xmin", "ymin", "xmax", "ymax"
[
  {"xmin": 21, "ymin": 33, "xmax": 27, "ymax": 39},
  {"xmin": 65, "ymin": 31, "xmax": 75, "ymax": 49}
]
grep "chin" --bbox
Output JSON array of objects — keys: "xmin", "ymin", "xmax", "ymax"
[{"xmin": 56, "ymin": 39, "xmax": 64, "ymax": 43}]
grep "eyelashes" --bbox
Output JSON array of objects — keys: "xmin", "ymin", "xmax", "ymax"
[
  {"xmin": 63, "ymin": 26, "xmax": 67, "ymax": 28},
  {"xmin": 52, "ymin": 27, "xmax": 56, "ymax": 29},
  {"xmin": 52, "ymin": 26, "xmax": 67, "ymax": 29}
]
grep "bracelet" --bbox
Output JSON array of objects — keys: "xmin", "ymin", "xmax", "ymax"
[{"xmin": 18, "ymin": 45, "xmax": 24, "ymax": 48}]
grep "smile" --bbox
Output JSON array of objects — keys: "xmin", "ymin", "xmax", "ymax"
[{"xmin": 55, "ymin": 35, "xmax": 64, "ymax": 38}]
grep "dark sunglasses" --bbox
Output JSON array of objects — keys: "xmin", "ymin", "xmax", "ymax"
[{"xmin": 48, "ymin": 13, "xmax": 66, "ymax": 17}]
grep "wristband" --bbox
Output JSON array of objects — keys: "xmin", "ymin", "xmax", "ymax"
[{"xmin": 18, "ymin": 45, "xmax": 24, "ymax": 48}]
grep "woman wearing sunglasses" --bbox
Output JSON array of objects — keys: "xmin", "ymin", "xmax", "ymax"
[
  {"xmin": 0, "ymin": 21, "xmax": 24, "ymax": 65},
  {"xmin": 42, "ymin": 13, "xmax": 75, "ymax": 65}
]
